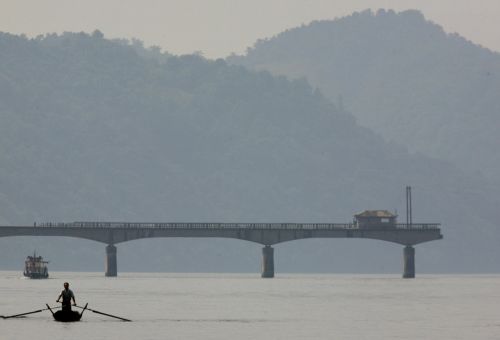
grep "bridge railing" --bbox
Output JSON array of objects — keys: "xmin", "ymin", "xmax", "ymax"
[
  {"xmin": 33, "ymin": 222, "xmax": 440, "ymax": 230},
  {"xmin": 394, "ymin": 223, "xmax": 440, "ymax": 230}
]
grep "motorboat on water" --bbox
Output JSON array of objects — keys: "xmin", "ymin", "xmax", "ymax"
[{"xmin": 23, "ymin": 252, "xmax": 49, "ymax": 279}]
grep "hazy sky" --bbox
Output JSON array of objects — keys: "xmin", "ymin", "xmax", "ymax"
[{"xmin": 1, "ymin": 0, "xmax": 499, "ymax": 58}]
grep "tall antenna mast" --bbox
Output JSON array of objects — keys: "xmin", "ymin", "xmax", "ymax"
[{"xmin": 406, "ymin": 186, "xmax": 412, "ymax": 227}]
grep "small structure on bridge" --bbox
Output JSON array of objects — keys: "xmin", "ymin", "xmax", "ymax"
[{"xmin": 354, "ymin": 210, "xmax": 397, "ymax": 229}]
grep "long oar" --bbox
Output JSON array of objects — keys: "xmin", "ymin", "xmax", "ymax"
[
  {"xmin": 45, "ymin": 304, "xmax": 55, "ymax": 316},
  {"xmin": 79, "ymin": 303, "xmax": 88, "ymax": 317},
  {"xmin": 1, "ymin": 306, "xmax": 61, "ymax": 319},
  {"xmin": 74, "ymin": 305, "xmax": 131, "ymax": 322}
]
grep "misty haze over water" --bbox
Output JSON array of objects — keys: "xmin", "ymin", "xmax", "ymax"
[{"xmin": 0, "ymin": 8, "xmax": 499, "ymax": 278}]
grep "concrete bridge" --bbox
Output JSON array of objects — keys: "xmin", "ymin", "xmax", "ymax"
[{"xmin": 0, "ymin": 222, "xmax": 442, "ymax": 278}]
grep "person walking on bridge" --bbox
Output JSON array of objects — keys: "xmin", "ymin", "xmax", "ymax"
[{"xmin": 56, "ymin": 282, "xmax": 76, "ymax": 311}]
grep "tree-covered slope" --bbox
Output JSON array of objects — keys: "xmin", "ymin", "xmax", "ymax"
[
  {"xmin": 229, "ymin": 9, "xmax": 500, "ymax": 182},
  {"xmin": 0, "ymin": 32, "xmax": 498, "ymax": 273}
]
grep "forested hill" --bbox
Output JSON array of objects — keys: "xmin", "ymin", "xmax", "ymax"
[
  {"xmin": 0, "ymin": 32, "xmax": 498, "ymax": 273},
  {"xmin": 229, "ymin": 9, "xmax": 500, "ymax": 182}
]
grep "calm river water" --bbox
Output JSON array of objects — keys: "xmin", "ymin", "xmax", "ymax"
[{"xmin": 1, "ymin": 271, "xmax": 499, "ymax": 340}]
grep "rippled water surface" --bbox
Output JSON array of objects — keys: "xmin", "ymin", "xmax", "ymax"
[{"xmin": 1, "ymin": 272, "xmax": 499, "ymax": 339}]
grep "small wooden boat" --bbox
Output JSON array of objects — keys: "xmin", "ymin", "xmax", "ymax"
[
  {"xmin": 53, "ymin": 310, "xmax": 83, "ymax": 322},
  {"xmin": 2, "ymin": 303, "xmax": 130, "ymax": 322},
  {"xmin": 46, "ymin": 303, "xmax": 86, "ymax": 322}
]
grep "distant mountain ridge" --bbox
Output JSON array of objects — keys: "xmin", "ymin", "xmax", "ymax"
[
  {"xmin": 0, "ymin": 31, "xmax": 499, "ymax": 273},
  {"xmin": 229, "ymin": 9, "xmax": 500, "ymax": 182}
]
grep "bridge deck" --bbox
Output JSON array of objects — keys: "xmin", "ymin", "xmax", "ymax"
[
  {"xmin": 0, "ymin": 222, "xmax": 442, "ymax": 246},
  {"xmin": 34, "ymin": 222, "xmax": 440, "ymax": 230}
]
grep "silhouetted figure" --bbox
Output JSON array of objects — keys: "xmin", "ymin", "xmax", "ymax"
[{"xmin": 56, "ymin": 282, "xmax": 76, "ymax": 311}]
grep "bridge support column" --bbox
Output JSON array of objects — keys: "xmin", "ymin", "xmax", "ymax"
[
  {"xmin": 403, "ymin": 245, "xmax": 415, "ymax": 278},
  {"xmin": 261, "ymin": 245, "xmax": 274, "ymax": 278},
  {"xmin": 105, "ymin": 244, "xmax": 117, "ymax": 277}
]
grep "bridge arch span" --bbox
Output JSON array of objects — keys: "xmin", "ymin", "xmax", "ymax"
[{"xmin": 0, "ymin": 223, "xmax": 442, "ymax": 278}]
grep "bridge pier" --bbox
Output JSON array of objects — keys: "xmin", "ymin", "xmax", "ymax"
[
  {"xmin": 105, "ymin": 244, "xmax": 117, "ymax": 277},
  {"xmin": 403, "ymin": 245, "xmax": 415, "ymax": 278},
  {"xmin": 261, "ymin": 245, "xmax": 274, "ymax": 278}
]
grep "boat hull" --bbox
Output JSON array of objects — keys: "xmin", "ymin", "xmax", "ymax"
[
  {"xmin": 53, "ymin": 310, "xmax": 82, "ymax": 322},
  {"xmin": 23, "ymin": 272, "xmax": 49, "ymax": 279}
]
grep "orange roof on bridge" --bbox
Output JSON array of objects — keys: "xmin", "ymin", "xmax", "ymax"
[{"xmin": 355, "ymin": 210, "xmax": 396, "ymax": 218}]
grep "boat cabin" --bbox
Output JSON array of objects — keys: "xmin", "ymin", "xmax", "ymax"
[{"xmin": 354, "ymin": 210, "xmax": 397, "ymax": 229}]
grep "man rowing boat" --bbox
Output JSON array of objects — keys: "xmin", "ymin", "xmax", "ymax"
[{"xmin": 56, "ymin": 282, "xmax": 76, "ymax": 311}]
